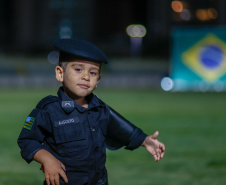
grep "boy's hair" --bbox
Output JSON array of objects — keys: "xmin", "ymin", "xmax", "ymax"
[{"xmin": 59, "ymin": 61, "xmax": 67, "ymax": 71}]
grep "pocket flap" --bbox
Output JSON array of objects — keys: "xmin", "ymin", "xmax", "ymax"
[{"xmin": 54, "ymin": 117, "xmax": 85, "ymax": 144}]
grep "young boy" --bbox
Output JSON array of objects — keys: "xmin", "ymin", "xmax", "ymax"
[{"xmin": 18, "ymin": 38, "xmax": 165, "ymax": 185}]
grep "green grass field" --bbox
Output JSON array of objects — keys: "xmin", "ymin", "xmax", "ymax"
[{"xmin": 0, "ymin": 88, "xmax": 226, "ymax": 185}]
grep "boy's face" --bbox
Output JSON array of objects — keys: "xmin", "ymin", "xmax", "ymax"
[{"xmin": 55, "ymin": 60, "xmax": 101, "ymax": 100}]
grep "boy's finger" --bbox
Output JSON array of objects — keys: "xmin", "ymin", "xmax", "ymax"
[
  {"xmin": 55, "ymin": 177, "xmax": 60, "ymax": 185},
  {"xmin": 60, "ymin": 170, "xmax": 68, "ymax": 183},
  {"xmin": 160, "ymin": 143, "xmax": 165, "ymax": 151},
  {"xmin": 158, "ymin": 147, "xmax": 163, "ymax": 153},
  {"xmin": 50, "ymin": 175, "xmax": 56, "ymax": 185},
  {"xmin": 60, "ymin": 163, "xmax": 66, "ymax": 171},
  {"xmin": 153, "ymin": 154, "xmax": 158, "ymax": 162},
  {"xmin": 45, "ymin": 174, "xmax": 50, "ymax": 185},
  {"xmin": 158, "ymin": 152, "xmax": 161, "ymax": 160},
  {"xmin": 161, "ymin": 152, "xmax": 165, "ymax": 158}
]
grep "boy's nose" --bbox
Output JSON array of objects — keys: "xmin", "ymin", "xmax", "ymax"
[{"xmin": 82, "ymin": 72, "xmax": 90, "ymax": 81}]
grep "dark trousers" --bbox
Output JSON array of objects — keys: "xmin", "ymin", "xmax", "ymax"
[{"xmin": 95, "ymin": 176, "xmax": 108, "ymax": 185}]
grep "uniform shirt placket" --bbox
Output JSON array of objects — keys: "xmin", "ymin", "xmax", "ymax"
[{"xmin": 86, "ymin": 109, "xmax": 101, "ymax": 176}]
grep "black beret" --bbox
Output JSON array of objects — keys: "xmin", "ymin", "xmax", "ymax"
[{"xmin": 53, "ymin": 38, "xmax": 108, "ymax": 64}]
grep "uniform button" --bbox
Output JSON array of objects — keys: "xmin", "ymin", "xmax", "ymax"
[
  {"xmin": 87, "ymin": 111, "xmax": 90, "ymax": 115},
  {"xmin": 91, "ymin": 127, "xmax": 95, "ymax": 132},
  {"xmin": 95, "ymin": 146, "xmax": 99, "ymax": 151},
  {"xmin": 97, "ymin": 168, "xmax": 100, "ymax": 173}
]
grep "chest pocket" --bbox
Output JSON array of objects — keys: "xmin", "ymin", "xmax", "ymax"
[{"xmin": 53, "ymin": 117, "xmax": 88, "ymax": 155}]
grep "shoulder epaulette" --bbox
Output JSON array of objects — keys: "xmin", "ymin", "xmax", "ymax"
[{"xmin": 36, "ymin": 95, "xmax": 59, "ymax": 109}]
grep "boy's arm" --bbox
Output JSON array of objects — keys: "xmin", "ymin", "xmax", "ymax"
[
  {"xmin": 142, "ymin": 131, "xmax": 165, "ymax": 162},
  {"xmin": 105, "ymin": 106, "xmax": 147, "ymax": 150},
  {"xmin": 17, "ymin": 108, "xmax": 46, "ymax": 163},
  {"xmin": 105, "ymin": 106, "xmax": 165, "ymax": 161},
  {"xmin": 33, "ymin": 149, "xmax": 68, "ymax": 185},
  {"xmin": 106, "ymin": 106, "xmax": 147, "ymax": 150}
]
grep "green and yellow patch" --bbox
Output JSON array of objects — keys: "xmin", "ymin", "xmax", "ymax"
[{"xmin": 23, "ymin": 116, "xmax": 35, "ymax": 130}]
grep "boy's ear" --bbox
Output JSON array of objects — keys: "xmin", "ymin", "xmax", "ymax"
[
  {"xmin": 97, "ymin": 75, "xmax": 101, "ymax": 83},
  {"xmin": 55, "ymin": 66, "xmax": 64, "ymax": 82}
]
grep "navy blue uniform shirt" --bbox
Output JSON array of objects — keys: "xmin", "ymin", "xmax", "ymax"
[{"xmin": 18, "ymin": 87, "xmax": 147, "ymax": 185}]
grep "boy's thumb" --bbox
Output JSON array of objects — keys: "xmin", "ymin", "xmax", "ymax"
[{"xmin": 151, "ymin": 131, "xmax": 159, "ymax": 139}]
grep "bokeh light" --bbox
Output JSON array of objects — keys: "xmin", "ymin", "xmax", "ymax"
[
  {"xmin": 126, "ymin": 24, "xmax": 146, "ymax": 38},
  {"xmin": 161, "ymin": 77, "xmax": 174, "ymax": 91},
  {"xmin": 180, "ymin": 9, "xmax": 191, "ymax": 21},
  {"xmin": 196, "ymin": 9, "xmax": 209, "ymax": 21},
  {"xmin": 59, "ymin": 19, "xmax": 73, "ymax": 38},
  {"xmin": 171, "ymin": 1, "xmax": 183, "ymax": 13},
  {"xmin": 48, "ymin": 51, "xmax": 59, "ymax": 64},
  {"xmin": 198, "ymin": 81, "xmax": 209, "ymax": 92},
  {"xmin": 213, "ymin": 81, "xmax": 224, "ymax": 92},
  {"xmin": 207, "ymin": 8, "xmax": 218, "ymax": 19},
  {"xmin": 196, "ymin": 8, "xmax": 218, "ymax": 21}
]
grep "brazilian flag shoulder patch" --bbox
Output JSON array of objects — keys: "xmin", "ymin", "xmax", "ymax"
[{"xmin": 23, "ymin": 116, "xmax": 35, "ymax": 130}]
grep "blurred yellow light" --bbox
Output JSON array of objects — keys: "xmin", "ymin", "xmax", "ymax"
[
  {"xmin": 208, "ymin": 8, "xmax": 218, "ymax": 19},
  {"xmin": 196, "ymin": 9, "xmax": 209, "ymax": 21},
  {"xmin": 126, "ymin": 24, "xmax": 146, "ymax": 38},
  {"xmin": 171, "ymin": 1, "xmax": 183, "ymax": 13}
]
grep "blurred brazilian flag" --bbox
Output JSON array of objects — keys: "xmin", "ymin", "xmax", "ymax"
[{"xmin": 171, "ymin": 26, "xmax": 226, "ymax": 91}]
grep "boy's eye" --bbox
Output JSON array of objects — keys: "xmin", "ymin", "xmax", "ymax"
[
  {"xmin": 75, "ymin": 68, "xmax": 82, "ymax": 72},
  {"xmin": 90, "ymin": 71, "xmax": 97, "ymax": 76}
]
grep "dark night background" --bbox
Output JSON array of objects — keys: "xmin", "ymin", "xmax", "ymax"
[{"xmin": 1, "ymin": 0, "xmax": 225, "ymax": 58}]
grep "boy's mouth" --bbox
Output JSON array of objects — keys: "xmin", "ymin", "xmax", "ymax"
[{"xmin": 78, "ymin": 84, "xmax": 89, "ymax": 89}]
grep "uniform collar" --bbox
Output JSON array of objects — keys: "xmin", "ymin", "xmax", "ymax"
[{"xmin": 57, "ymin": 87, "xmax": 103, "ymax": 114}]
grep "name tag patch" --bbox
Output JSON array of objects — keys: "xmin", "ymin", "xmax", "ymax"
[{"xmin": 54, "ymin": 117, "xmax": 79, "ymax": 127}]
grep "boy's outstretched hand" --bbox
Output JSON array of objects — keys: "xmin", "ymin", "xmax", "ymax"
[{"xmin": 142, "ymin": 131, "xmax": 165, "ymax": 162}]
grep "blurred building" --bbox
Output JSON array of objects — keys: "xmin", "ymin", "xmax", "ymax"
[{"xmin": 0, "ymin": 0, "xmax": 226, "ymax": 57}]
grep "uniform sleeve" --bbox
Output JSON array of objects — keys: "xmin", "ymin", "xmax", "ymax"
[
  {"xmin": 105, "ymin": 106, "xmax": 147, "ymax": 150},
  {"xmin": 17, "ymin": 108, "xmax": 50, "ymax": 163}
]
